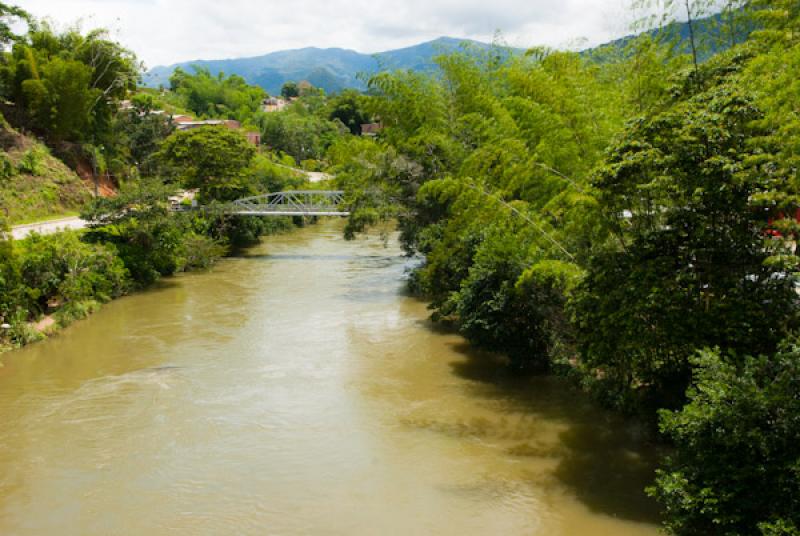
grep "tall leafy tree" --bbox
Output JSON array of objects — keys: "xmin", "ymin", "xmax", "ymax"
[
  {"xmin": 650, "ymin": 341, "xmax": 800, "ymax": 535},
  {"xmin": 327, "ymin": 89, "xmax": 370, "ymax": 135},
  {"xmin": 1, "ymin": 22, "xmax": 139, "ymax": 144},
  {"xmin": 259, "ymin": 107, "xmax": 346, "ymax": 163},
  {"xmin": 0, "ymin": 2, "xmax": 28, "ymax": 45},
  {"xmin": 572, "ymin": 50, "xmax": 799, "ymax": 410},
  {"xmin": 280, "ymin": 81, "xmax": 299, "ymax": 99},
  {"xmin": 158, "ymin": 126, "xmax": 256, "ymax": 201},
  {"xmin": 114, "ymin": 93, "xmax": 175, "ymax": 176}
]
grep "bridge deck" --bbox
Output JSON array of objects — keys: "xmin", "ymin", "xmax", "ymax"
[
  {"xmin": 230, "ymin": 210, "xmax": 350, "ymax": 216},
  {"xmin": 224, "ymin": 190, "xmax": 349, "ymax": 217}
]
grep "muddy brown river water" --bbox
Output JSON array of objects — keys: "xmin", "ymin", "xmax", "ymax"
[{"xmin": 0, "ymin": 221, "xmax": 661, "ymax": 535}]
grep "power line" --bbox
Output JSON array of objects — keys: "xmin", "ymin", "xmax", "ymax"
[{"xmin": 464, "ymin": 181, "xmax": 576, "ymax": 262}]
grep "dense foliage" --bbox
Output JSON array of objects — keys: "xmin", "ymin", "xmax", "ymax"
[
  {"xmin": 1, "ymin": 22, "xmax": 138, "ymax": 146},
  {"xmin": 158, "ymin": 126, "xmax": 256, "ymax": 201},
  {"xmin": 280, "ymin": 81, "xmax": 299, "ymax": 99},
  {"xmin": 258, "ymin": 99, "xmax": 349, "ymax": 163},
  {"xmin": 0, "ymin": 227, "xmax": 128, "ymax": 346},
  {"xmin": 327, "ymin": 89, "xmax": 371, "ymax": 135},
  {"xmin": 169, "ymin": 67, "xmax": 266, "ymax": 124},
  {"xmin": 572, "ymin": 48, "xmax": 799, "ymax": 410},
  {"xmin": 650, "ymin": 340, "xmax": 800, "ymax": 535},
  {"xmin": 328, "ymin": 3, "xmax": 800, "ymax": 534},
  {"xmin": 114, "ymin": 93, "xmax": 175, "ymax": 176}
]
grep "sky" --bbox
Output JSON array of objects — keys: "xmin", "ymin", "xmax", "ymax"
[{"xmin": 19, "ymin": 0, "xmax": 638, "ymax": 68}]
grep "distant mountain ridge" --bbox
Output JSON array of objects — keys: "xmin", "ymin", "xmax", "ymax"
[
  {"xmin": 142, "ymin": 37, "xmax": 503, "ymax": 94},
  {"xmin": 144, "ymin": 16, "xmax": 748, "ymax": 95}
]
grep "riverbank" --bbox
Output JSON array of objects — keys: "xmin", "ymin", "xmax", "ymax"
[{"xmin": 0, "ymin": 211, "xmax": 301, "ymax": 355}]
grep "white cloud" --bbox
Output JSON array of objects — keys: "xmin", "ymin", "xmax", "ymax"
[{"xmin": 19, "ymin": 0, "xmax": 637, "ymax": 67}]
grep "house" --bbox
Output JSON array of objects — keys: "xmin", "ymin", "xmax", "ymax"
[
  {"xmin": 360, "ymin": 122, "xmax": 383, "ymax": 136},
  {"xmin": 168, "ymin": 189, "xmax": 199, "ymax": 211},
  {"xmin": 262, "ymin": 97, "xmax": 289, "ymax": 113},
  {"xmin": 170, "ymin": 115, "xmax": 259, "ymax": 146},
  {"xmin": 171, "ymin": 114, "xmax": 194, "ymax": 124}
]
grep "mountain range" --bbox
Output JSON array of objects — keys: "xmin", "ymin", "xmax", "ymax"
[
  {"xmin": 144, "ymin": 15, "xmax": 748, "ymax": 95},
  {"xmin": 142, "ymin": 37, "xmax": 508, "ymax": 94}
]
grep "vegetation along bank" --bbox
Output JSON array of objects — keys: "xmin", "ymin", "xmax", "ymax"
[{"xmin": 331, "ymin": 1, "xmax": 800, "ymax": 534}]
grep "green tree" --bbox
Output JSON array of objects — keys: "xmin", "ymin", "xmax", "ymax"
[
  {"xmin": 650, "ymin": 340, "xmax": 800, "ymax": 535},
  {"xmin": 169, "ymin": 67, "xmax": 265, "ymax": 124},
  {"xmin": 280, "ymin": 81, "xmax": 299, "ymax": 99},
  {"xmin": 572, "ymin": 51, "xmax": 799, "ymax": 410},
  {"xmin": 742, "ymin": 38, "xmax": 800, "ymax": 215},
  {"xmin": 114, "ymin": 93, "xmax": 175, "ymax": 176},
  {"xmin": 158, "ymin": 126, "xmax": 256, "ymax": 201},
  {"xmin": 328, "ymin": 89, "xmax": 370, "ymax": 135},
  {"xmin": 451, "ymin": 220, "xmax": 556, "ymax": 370},
  {"xmin": 259, "ymin": 109, "xmax": 346, "ymax": 163},
  {"xmin": 0, "ymin": 2, "xmax": 28, "ymax": 45},
  {"xmin": 21, "ymin": 56, "xmax": 94, "ymax": 141},
  {"xmin": 2, "ymin": 22, "xmax": 138, "ymax": 144},
  {"xmin": 81, "ymin": 180, "xmax": 186, "ymax": 285}
]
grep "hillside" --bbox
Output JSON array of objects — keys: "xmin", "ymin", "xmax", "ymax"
[
  {"xmin": 0, "ymin": 122, "xmax": 92, "ymax": 225},
  {"xmin": 587, "ymin": 12, "xmax": 752, "ymax": 61},
  {"xmin": 143, "ymin": 37, "xmax": 501, "ymax": 94}
]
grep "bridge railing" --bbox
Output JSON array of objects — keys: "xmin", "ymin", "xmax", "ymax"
[{"xmin": 228, "ymin": 190, "xmax": 349, "ymax": 216}]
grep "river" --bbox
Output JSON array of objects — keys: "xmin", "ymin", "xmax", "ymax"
[{"xmin": 0, "ymin": 221, "xmax": 661, "ymax": 535}]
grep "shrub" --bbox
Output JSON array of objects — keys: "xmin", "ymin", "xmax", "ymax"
[
  {"xmin": 82, "ymin": 181, "xmax": 186, "ymax": 286},
  {"xmin": 3, "ymin": 308, "xmax": 43, "ymax": 346},
  {"xmin": 649, "ymin": 340, "xmax": 800, "ymax": 535},
  {"xmin": 55, "ymin": 299, "xmax": 102, "ymax": 327},
  {"xmin": 0, "ymin": 151, "xmax": 16, "ymax": 180},
  {"xmin": 300, "ymin": 159, "xmax": 321, "ymax": 171},
  {"xmin": 179, "ymin": 233, "xmax": 226, "ymax": 270},
  {"xmin": 16, "ymin": 232, "xmax": 129, "ymax": 314},
  {"xmin": 0, "ymin": 221, "xmax": 22, "ymax": 321},
  {"xmin": 246, "ymin": 153, "xmax": 304, "ymax": 193},
  {"xmin": 17, "ymin": 145, "xmax": 49, "ymax": 176}
]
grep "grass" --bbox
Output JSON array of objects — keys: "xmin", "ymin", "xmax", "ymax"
[{"xmin": 0, "ymin": 127, "xmax": 92, "ymax": 225}]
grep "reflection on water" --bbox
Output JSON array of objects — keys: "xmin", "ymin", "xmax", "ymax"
[{"xmin": 0, "ymin": 221, "xmax": 661, "ymax": 535}]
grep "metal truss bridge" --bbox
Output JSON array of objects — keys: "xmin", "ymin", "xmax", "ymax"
[{"xmin": 226, "ymin": 190, "xmax": 349, "ymax": 217}]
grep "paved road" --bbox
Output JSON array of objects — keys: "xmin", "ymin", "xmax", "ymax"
[
  {"xmin": 10, "ymin": 217, "xmax": 87, "ymax": 240},
  {"xmin": 305, "ymin": 171, "xmax": 333, "ymax": 183},
  {"xmin": 273, "ymin": 163, "xmax": 334, "ymax": 183},
  {"xmin": 7, "ymin": 167, "xmax": 332, "ymax": 240}
]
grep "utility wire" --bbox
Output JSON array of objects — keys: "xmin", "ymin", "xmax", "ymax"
[
  {"xmin": 532, "ymin": 162, "xmax": 587, "ymax": 194},
  {"xmin": 464, "ymin": 181, "xmax": 576, "ymax": 262}
]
